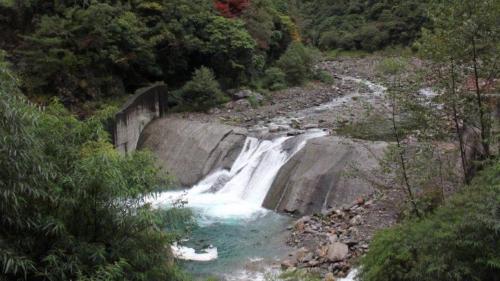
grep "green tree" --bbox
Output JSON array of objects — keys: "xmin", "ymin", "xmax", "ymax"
[
  {"xmin": 360, "ymin": 158, "xmax": 500, "ymax": 281},
  {"xmin": 0, "ymin": 50, "xmax": 52, "ymax": 280},
  {"xmin": 277, "ymin": 42, "xmax": 318, "ymax": 85},
  {"xmin": 263, "ymin": 66, "xmax": 286, "ymax": 90},
  {"xmin": 178, "ymin": 66, "xmax": 228, "ymax": 111},
  {"xmin": 294, "ymin": 0, "xmax": 429, "ymax": 51},
  {"xmin": 0, "ymin": 55, "xmax": 192, "ymax": 281},
  {"xmin": 137, "ymin": 0, "xmax": 257, "ymax": 89},
  {"xmin": 19, "ymin": 2, "xmax": 158, "ymax": 103},
  {"xmin": 418, "ymin": 0, "xmax": 500, "ymax": 179}
]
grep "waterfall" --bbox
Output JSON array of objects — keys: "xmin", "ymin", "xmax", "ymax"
[
  {"xmin": 150, "ymin": 130, "xmax": 326, "ymax": 221},
  {"xmin": 148, "ymin": 129, "xmax": 326, "ymax": 262}
]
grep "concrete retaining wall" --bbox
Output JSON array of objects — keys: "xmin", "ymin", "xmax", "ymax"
[{"xmin": 114, "ymin": 83, "xmax": 169, "ymax": 153}]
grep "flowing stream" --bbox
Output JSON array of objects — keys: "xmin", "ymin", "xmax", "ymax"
[
  {"xmin": 149, "ymin": 130, "xmax": 327, "ymax": 280},
  {"xmin": 147, "ymin": 76, "xmax": 395, "ymax": 280}
]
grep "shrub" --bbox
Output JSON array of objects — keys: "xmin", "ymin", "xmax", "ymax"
[
  {"xmin": 358, "ymin": 25, "xmax": 389, "ymax": 52},
  {"xmin": 263, "ymin": 67, "xmax": 287, "ymax": 90},
  {"xmin": 247, "ymin": 94, "xmax": 260, "ymax": 108},
  {"xmin": 312, "ymin": 69, "xmax": 334, "ymax": 84},
  {"xmin": 319, "ymin": 30, "xmax": 341, "ymax": 50},
  {"xmin": 179, "ymin": 67, "xmax": 228, "ymax": 111},
  {"xmin": 376, "ymin": 57, "xmax": 409, "ymax": 75},
  {"xmin": 277, "ymin": 42, "xmax": 319, "ymax": 86},
  {"xmin": 359, "ymin": 159, "xmax": 500, "ymax": 281},
  {"xmin": 0, "ymin": 58, "xmax": 192, "ymax": 281}
]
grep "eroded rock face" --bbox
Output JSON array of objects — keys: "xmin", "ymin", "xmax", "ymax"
[
  {"xmin": 263, "ymin": 136, "xmax": 388, "ymax": 215},
  {"xmin": 137, "ymin": 118, "xmax": 246, "ymax": 186}
]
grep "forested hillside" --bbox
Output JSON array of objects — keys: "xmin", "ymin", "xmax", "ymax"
[
  {"xmin": 0, "ymin": 0, "xmax": 431, "ymax": 111},
  {"xmin": 0, "ymin": 0, "xmax": 295, "ymax": 107},
  {"xmin": 293, "ymin": 0, "xmax": 429, "ymax": 51}
]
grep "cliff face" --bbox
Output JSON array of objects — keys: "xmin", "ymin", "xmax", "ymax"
[
  {"xmin": 137, "ymin": 118, "xmax": 247, "ymax": 187},
  {"xmin": 263, "ymin": 136, "xmax": 388, "ymax": 215}
]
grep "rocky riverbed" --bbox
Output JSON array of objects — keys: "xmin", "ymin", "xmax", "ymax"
[
  {"xmin": 152, "ymin": 55, "xmax": 428, "ymax": 280},
  {"xmin": 168, "ymin": 56, "xmax": 427, "ymax": 136},
  {"xmin": 280, "ymin": 195, "xmax": 391, "ymax": 278}
]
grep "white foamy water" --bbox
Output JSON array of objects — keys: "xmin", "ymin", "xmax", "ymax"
[
  {"xmin": 339, "ymin": 269, "xmax": 359, "ymax": 281},
  {"xmin": 148, "ymin": 130, "xmax": 326, "ymax": 262},
  {"xmin": 171, "ymin": 243, "xmax": 218, "ymax": 261},
  {"xmin": 149, "ymin": 130, "xmax": 326, "ymax": 222}
]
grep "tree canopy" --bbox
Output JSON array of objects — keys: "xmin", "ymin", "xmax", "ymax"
[
  {"xmin": 0, "ymin": 0, "xmax": 295, "ymax": 107},
  {"xmin": 0, "ymin": 55, "xmax": 193, "ymax": 281},
  {"xmin": 293, "ymin": 0, "xmax": 429, "ymax": 51}
]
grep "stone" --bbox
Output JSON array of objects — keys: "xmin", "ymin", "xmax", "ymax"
[
  {"xmin": 138, "ymin": 118, "xmax": 246, "ymax": 186},
  {"xmin": 324, "ymin": 272, "xmax": 336, "ymax": 281},
  {"xmin": 291, "ymin": 118, "xmax": 302, "ymax": 128},
  {"xmin": 295, "ymin": 220, "xmax": 305, "ymax": 232},
  {"xmin": 294, "ymin": 247, "xmax": 310, "ymax": 262},
  {"xmin": 303, "ymin": 123, "xmax": 319, "ymax": 129},
  {"xmin": 301, "ymin": 252, "xmax": 314, "ymax": 263},
  {"xmin": 281, "ymin": 259, "xmax": 295, "ymax": 269},
  {"xmin": 327, "ymin": 234, "xmax": 338, "ymax": 244},
  {"xmin": 263, "ymin": 136, "xmax": 388, "ymax": 215},
  {"xmin": 316, "ymin": 245, "xmax": 329, "ymax": 258},
  {"xmin": 277, "ymin": 124, "xmax": 291, "ymax": 131},
  {"xmin": 233, "ymin": 89, "xmax": 253, "ymax": 99},
  {"xmin": 114, "ymin": 83, "xmax": 168, "ymax": 153},
  {"xmin": 233, "ymin": 99, "xmax": 251, "ymax": 110},
  {"xmin": 268, "ymin": 123, "xmax": 279, "ymax": 133},
  {"xmin": 344, "ymin": 239, "xmax": 359, "ymax": 247},
  {"xmin": 327, "ymin": 242, "xmax": 349, "ymax": 262},
  {"xmin": 251, "ymin": 92, "xmax": 264, "ymax": 102},
  {"xmin": 287, "ymin": 130, "xmax": 305, "ymax": 136},
  {"xmin": 308, "ymin": 259, "xmax": 320, "ymax": 267},
  {"xmin": 349, "ymin": 215, "xmax": 362, "ymax": 225},
  {"xmin": 356, "ymin": 197, "xmax": 365, "ymax": 205}
]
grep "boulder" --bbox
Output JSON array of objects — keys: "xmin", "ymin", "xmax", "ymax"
[
  {"xmin": 301, "ymin": 252, "xmax": 314, "ymax": 263},
  {"xmin": 293, "ymin": 247, "xmax": 310, "ymax": 263},
  {"xmin": 232, "ymin": 89, "xmax": 264, "ymax": 102},
  {"xmin": 138, "ymin": 118, "xmax": 246, "ymax": 186},
  {"xmin": 324, "ymin": 273, "xmax": 336, "ymax": 281},
  {"xmin": 233, "ymin": 89, "xmax": 253, "ymax": 99},
  {"xmin": 263, "ymin": 136, "xmax": 388, "ymax": 214},
  {"xmin": 327, "ymin": 242, "xmax": 349, "ymax": 262},
  {"xmin": 251, "ymin": 92, "xmax": 264, "ymax": 102},
  {"xmin": 315, "ymin": 245, "xmax": 328, "ymax": 259},
  {"xmin": 281, "ymin": 259, "xmax": 296, "ymax": 269},
  {"xmin": 303, "ymin": 123, "xmax": 319, "ymax": 129}
]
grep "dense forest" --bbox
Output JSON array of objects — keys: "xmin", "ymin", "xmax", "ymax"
[
  {"xmin": 0, "ymin": 0, "xmax": 429, "ymax": 111},
  {"xmin": 0, "ymin": 0, "xmax": 296, "ymax": 109},
  {"xmin": 294, "ymin": 0, "xmax": 429, "ymax": 51},
  {"xmin": 1, "ymin": 0, "xmax": 499, "ymax": 281}
]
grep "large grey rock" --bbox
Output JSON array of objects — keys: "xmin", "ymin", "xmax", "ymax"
[
  {"xmin": 327, "ymin": 242, "xmax": 349, "ymax": 262},
  {"xmin": 263, "ymin": 136, "xmax": 388, "ymax": 215},
  {"xmin": 138, "ymin": 118, "xmax": 246, "ymax": 186}
]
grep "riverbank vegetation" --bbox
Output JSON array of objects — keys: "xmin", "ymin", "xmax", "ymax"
[
  {"xmin": 358, "ymin": 0, "xmax": 500, "ymax": 280},
  {"xmin": 0, "ymin": 56, "xmax": 193, "ymax": 281},
  {"xmin": 360, "ymin": 160, "xmax": 500, "ymax": 281}
]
